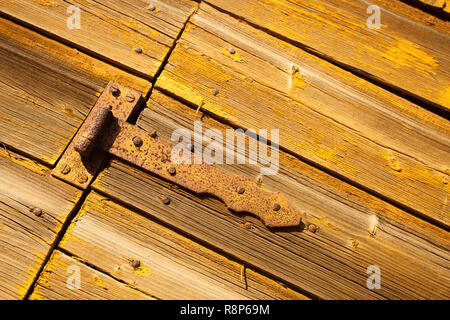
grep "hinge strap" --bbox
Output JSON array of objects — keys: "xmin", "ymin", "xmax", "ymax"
[
  {"xmin": 53, "ymin": 82, "xmax": 302, "ymax": 228},
  {"xmin": 103, "ymin": 120, "xmax": 302, "ymax": 228}
]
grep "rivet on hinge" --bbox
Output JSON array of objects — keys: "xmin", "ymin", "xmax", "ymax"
[
  {"xmin": 126, "ymin": 94, "xmax": 135, "ymax": 102},
  {"xmin": 110, "ymin": 84, "xmax": 120, "ymax": 97},
  {"xmin": 133, "ymin": 136, "xmax": 143, "ymax": 147},
  {"xmin": 167, "ymin": 166, "xmax": 176, "ymax": 176},
  {"xmin": 60, "ymin": 164, "xmax": 71, "ymax": 175},
  {"xmin": 237, "ymin": 186, "xmax": 245, "ymax": 194}
]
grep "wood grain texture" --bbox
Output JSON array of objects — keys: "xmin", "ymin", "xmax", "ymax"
[
  {"xmin": 30, "ymin": 251, "xmax": 154, "ymax": 300},
  {"xmin": 204, "ymin": 0, "xmax": 450, "ymax": 110},
  {"xmin": 416, "ymin": 0, "xmax": 447, "ymax": 10},
  {"xmin": 0, "ymin": 148, "xmax": 82, "ymax": 299},
  {"xmin": 59, "ymin": 192, "xmax": 307, "ymax": 300},
  {"xmin": 92, "ymin": 91, "xmax": 450, "ymax": 299},
  {"xmin": 0, "ymin": 17, "xmax": 150, "ymax": 165},
  {"xmin": 155, "ymin": 4, "xmax": 450, "ymax": 227},
  {"xmin": 378, "ymin": 0, "xmax": 450, "ymax": 31},
  {"xmin": 0, "ymin": 0, "xmax": 197, "ymax": 78}
]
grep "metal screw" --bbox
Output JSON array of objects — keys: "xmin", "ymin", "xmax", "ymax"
[
  {"xmin": 228, "ymin": 47, "xmax": 236, "ymax": 54},
  {"xmin": 237, "ymin": 186, "xmax": 245, "ymax": 194},
  {"xmin": 126, "ymin": 94, "xmax": 135, "ymax": 102},
  {"xmin": 168, "ymin": 166, "xmax": 176, "ymax": 175},
  {"xmin": 147, "ymin": 3, "xmax": 156, "ymax": 11},
  {"xmin": 134, "ymin": 47, "xmax": 143, "ymax": 54},
  {"xmin": 133, "ymin": 136, "xmax": 143, "ymax": 147},
  {"xmin": 149, "ymin": 130, "xmax": 157, "ymax": 138},
  {"xmin": 131, "ymin": 259, "xmax": 141, "ymax": 269},
  {"xmin": 110, "ymin": 84, "xmax": 120, "ymax": 97},
  {"xmin": 273, "ymin": 203, "xmax": 281, "ymax": 211},
  {"xmin": 161, "ymin": 196, "xmax": 171, "ymax": 205},
  {"xmin": 77, "ymin": 173, "xmax": 88, "ymax": 184},
  {"xmin": 60, "ymin": 164, "xmax": 71, "ymax": 175},
  {"xmin": 30, "ymin": 207, "xmax": 42, "ymax": 217},
  {"xmin": 212, "ymin": 88, "xmax": 219, "ymax": 96},
  {"xmin": 308, "ymin": 224, "xmax": 318, "ymax": 233}
]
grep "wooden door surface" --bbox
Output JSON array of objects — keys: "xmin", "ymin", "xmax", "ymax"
[{"xmin": 0, "ymin": 0, "xmax": 448, "ymax": 300}]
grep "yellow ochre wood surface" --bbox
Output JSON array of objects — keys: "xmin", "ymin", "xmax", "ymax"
[{"xmin": 0, "ymin": 0, "xmax": 449, "ymax": 300}]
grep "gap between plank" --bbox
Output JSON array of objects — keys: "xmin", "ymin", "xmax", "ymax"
[
  {"xmin": 57, "ymin": 247, "xmax": 161, "ymax": 300},
  {"xmin": 400, "ymin": 0, "xmax": 450, "ymax": 20},
  {"xmin": 92, "ymin": 184, "xmax": 320, "ymax": 300},
  {"xmin": 0, "ymin": 11, "xmax": 152, "ymax": 82},
  {"xmin": 203, "ymin": 1, "xmax": 450, "ymax": 120},
  {"xmin": 155, "ymin": 85, "xmax": 450, "ymax": 233},
  {"xmin": 145, "ymin": 3, "xmax": 201, "ymax": 101},
  {"xmin": 22, "ymin": 153, "xmax": 114, "ymax": 300}
]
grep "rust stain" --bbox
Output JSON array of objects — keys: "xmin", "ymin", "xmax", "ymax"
[
  {"xmin": 105, "ymin": 121, "xmax": 302, "ymax": 227},
  {"xmin": 51, "ymin": 81, "xmax": 143, "ymax": 189}
]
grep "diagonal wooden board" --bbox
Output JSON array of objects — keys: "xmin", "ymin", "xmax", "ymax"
[
  {"xmin": 56, "ymin": 192, "xmax": 308, "ymax": 300},
  {"xmin": 204, "ymin": 0, "xmax": 450, "ymax": 110},
  {"xmin": 155, "ymin": 3, "xmax": 450, "ymax": 228},
  {"xmin": 92, "ymin": 91, "xmax": 450, "ymax": 299},
  {"xmin": 417, "ymin": 0, "xmax": 449, "ymax": 12},
  {"xmin": 0, "ymin": 0, "xmax": 197, "ymax": 78},
  {"xmin": 0, "ymin": 148, "xmax": 82, "ymax": 299},
  {"xmin": 30, "ymin": 250, "xmax": 155, "ymax": 300},
  {"xmin": 0, "ymin": 17, "xmax": 151, "ymax": 166}
]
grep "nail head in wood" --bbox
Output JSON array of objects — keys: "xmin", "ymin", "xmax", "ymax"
[
  {"xmin": 131, "ymin": 259, "xmax": 141, "ymax": 269},
  {"xmin": 30, "ymin": 207, "xmax": 42, "ymax": 217}
]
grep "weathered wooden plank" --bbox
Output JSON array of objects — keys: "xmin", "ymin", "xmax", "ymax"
[
  {"xmin": 417, "ymin": 0, "xmax": 447, "ymax": 10},
  {"xmin": 0, "ymin": 17, "xmax": 151, "ymax": 165},
  {"xmin": 377, "ymin": 0, "xmax": 450, "ymax": 29},
  {"xmin": 155, "ymin": 4, "xmax": 450, "ymax": 227},
  {"xmin": 59, "ymin": 192, "xmax": 307, "ymax": 300},
  {"xmin": 203, "ymin": 0, "xmax": 450, "ymax": 110},
  {"xmin": 0, "ymin": 0, "xmax": 197, "ymax": 78},
  {"xmin": 0, "ymin": 148, "xmax": 82, "ymax": 299},
  {"xmin": 92, "ymin": 91, "xmax": 450, "ymax": 299},
  {"xmin": 30, "ymin": 251, "xmax": 154, "ymax": 300}
]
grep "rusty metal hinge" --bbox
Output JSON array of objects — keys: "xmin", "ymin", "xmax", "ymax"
[{"xmin": 52, "ymin": 81, "xmax": 302, "ymax": 227}]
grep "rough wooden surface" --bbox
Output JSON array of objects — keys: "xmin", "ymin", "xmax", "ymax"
[
  {"xmin": 0, "ymin": 17, "xmax": 150, "ymax": 165},
  {"xmin": 30, "ymin": 251, "xmax": 154, "ymax": 300},
  {"xmin": 0, "ymin": 148, "xmax": 82, "ymax": 299},
  {"xmin": 58, "ymin": 192, "xmax": 307, "ymax": 300},
  {"xmin": 156, "ymin": 4, "xmax": 450, "ymax": 227},
  {"xmin": 382, "ymin": 0, "xmax": 450, "ymax": 30},
  {"xmin": 416, "ymin": 0, "xmax": 449, "ymax": 12},
  {"xmin": 91, "ymin": 91, "xmax": 450, "ymax": 299},
  {"xmin": 203, "ymin": 0, "xmax": 450, "ymax": 110},
  {"xmin": 0, "ymin": 0, "xmax": 197, "ymax": 78},
  {"xmin": 0, "ymin": 0, "xmax": 448, "ymax": 301}
]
